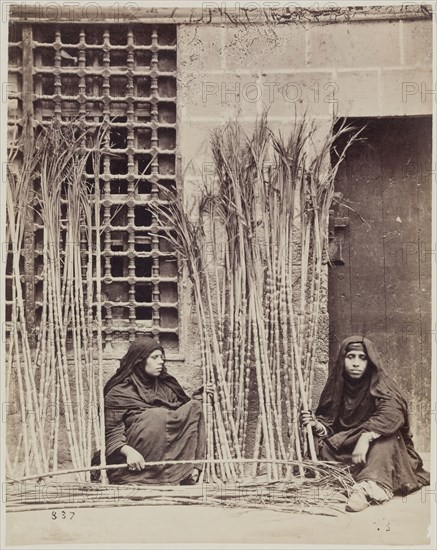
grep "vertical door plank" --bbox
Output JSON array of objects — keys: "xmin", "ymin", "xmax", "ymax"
[
  {"xmin": 381, "ymin": 119, "xmax": 421, "ymax": 445},
  {"xmin": 342, "ymin": 123, "xmax": 387, "ymax": 354},
  {"xmin": 413, "ymin": 117, "xmax": 432, "ymax": 449},
  {"xmin": 328, "ymin": 146, "xmax": 352, "ymax": 361}
]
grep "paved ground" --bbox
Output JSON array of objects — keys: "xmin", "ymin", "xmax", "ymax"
[
  {"xmin": 5, "ymin": 456, "xmax": 434, "ymax": 548},
  {"xmin": 5, "ymin": 487, "xmax": 433, "ymax": 547}
]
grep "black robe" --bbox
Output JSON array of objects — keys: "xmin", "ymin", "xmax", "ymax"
[
  {"xmin": 315, "ymin": 336, "xmax": 429, "ymax": 494},
  {"xmin": 96, "ymin": 337, "xmax": 206, "ymax": 484}
]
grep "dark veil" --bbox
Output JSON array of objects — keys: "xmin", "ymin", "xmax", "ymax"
[
  {"xmin": 104, "ymin": 336, "xmax": 190, "ymax": 404},
  {"xmin": 315, "ymin": 335, "xmax": 408, "ymax": 429}
]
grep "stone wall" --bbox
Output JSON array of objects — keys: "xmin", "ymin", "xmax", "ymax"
[{"xmin": 172, "ymin": 14, "xmax": 432, "ymax": 406}]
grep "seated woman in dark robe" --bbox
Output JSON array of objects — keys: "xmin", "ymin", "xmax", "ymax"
[
  {"xmin": 103, "ymin": 336, "xmax": 209, "ymax": 485},
  {"xmin": 301, "ymin": 335, "xmax": 430, "ymax": 512}
]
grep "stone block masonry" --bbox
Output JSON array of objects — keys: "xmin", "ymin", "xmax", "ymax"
[{"xmin": 176, "ymin": 12, "xmax": 433, "ymax": 407}]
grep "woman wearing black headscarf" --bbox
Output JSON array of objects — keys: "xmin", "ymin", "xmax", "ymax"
[
  {"xmin": 301, "ymin": 335, "xmax": 429, "ymax": 512},
  {"xmin": 101, "ymin": 336, "xmax": 210, "ymax": 485}
]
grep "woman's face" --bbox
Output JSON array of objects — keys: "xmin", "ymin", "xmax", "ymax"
[
  {"xmin": 144, "ymin": 349, "xmax": 164, "ymax": 377},
  {"xmin": 344, "ymin": 350, "xmax": 368, "ymax": 380}
]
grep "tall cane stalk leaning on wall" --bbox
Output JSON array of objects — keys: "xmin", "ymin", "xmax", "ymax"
[
  {"xmin": 6, "ymin": 118, "xmax": 44, "ymax": 475},
  {"xmin": 6, "ymin": 121, "xmax": 106, "ymax": 480},
  {"xmin": 150, "ymin": 194, "xmax": 228, "ymax": 482},
  {"xmin": 151, "ymin": 114, "xmax": 360, "ymax": 482}
]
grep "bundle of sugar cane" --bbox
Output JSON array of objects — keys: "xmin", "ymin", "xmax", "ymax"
[
  {"xmin": 270, "ymin": 116, "xmax": 361, "ymax": 459},
  {"xmin": 6, "ymin": 121, "xmax": 107, "ymax": 481},
  {"xmin": 209, "ymin": 116, "xmax": 288, "ymax": 479},
  {"xmin": 152, "ymin": 113, "xmax": 360, "ymax": 483}
]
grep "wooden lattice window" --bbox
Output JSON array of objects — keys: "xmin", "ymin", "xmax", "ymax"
[{"xmin": 7, "ymin": 22, "xmax": 179, "ymax": 351}]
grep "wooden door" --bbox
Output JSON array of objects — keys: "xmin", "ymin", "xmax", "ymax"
[{"xmin": 328, "ymin": 117, "xmax": 432, "ymax": 451}]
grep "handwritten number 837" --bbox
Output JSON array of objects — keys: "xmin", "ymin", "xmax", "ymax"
[{"xmin": 51, "ymin": 511, "xmax": 75, "ymax": 520}]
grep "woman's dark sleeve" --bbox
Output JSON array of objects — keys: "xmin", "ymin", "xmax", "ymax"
[
  {"xmin": 360, "ymin": 395, "xmax": 405, "ymax": 436},
  {"xmin": 105, "ymin": 407, "xmax": 127, "ymax": 457}
]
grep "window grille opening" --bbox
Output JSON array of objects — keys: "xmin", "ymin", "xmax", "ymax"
[
  {"xmin": 38, "ymin": 74, "xmax": 55, "ymax": 95},
  {"xmin": 136, "ymin": 102, "xmax": 152, "ymax": 122},
  {"xmin": 135, "ymin": 257, "xmax": 152, "ymax": 277},
  {"xmin": 8, "ymin": 23, "xmax": 21, "ymax": 42},
  {"xmin": 110, "ymin": 157, "xmax": 128, "ymax": 175},
  {"xmin": 134, "ymin": 77, "xmax": 151, "ymax": 97},
  {"xmin": 60, "ymin": 50, "xmax": 78, "ymax": 67},
  {"xmin": 61, "ymin": 101, "xmax": 80, "ymax": 117},
  {"xmin": 5, "ymin": 305, "xmax": 12, "ymax": 321},
  {"xmin": 86, "ymin": 101, "xmax": 104, "ymax": 121},
  {"xmin": 105, "ymin": 282, "xmax": 130, "ymax": 302},
  {"xmin": 60, "ymin": 27, "xmax": 81, "ymax": 44},
  {"xmin": 61, "ymin": 75, "xmax": 80, "ymax": 96},
  {"xmin": 158, "ymin": 77, "xmax": 176, "ymax": 98},
  {"xmin": 160, "ymin": 258, "xmax": 178, "ymax": 278},
  {"xmin": 110, "ymin": 51, "xmax": 128, "ymax": 67},
  {"xmin": 111, "ymin": 204, "xmax": 128, "ymax": 227},
  {"xmin": 5, "ymin": 283, "xmax": 13, "ymax": 302},
  {"xmin": 85, "ymin": 27, "xmax": 105, "ymax": 45},
  {"xmin": 158, "ymin": 51, "xmax": 177, "ymax": 72},
  {"xmin": 110, "ymin": 27, "xmax": 128, "ymax": 45},
  {"xmin": 135, "ymin": 233, "xmax": 152, "ymax": 252},
  {"xmin": 159, "ymin": 179, "xmax": 177, "ymax": 196},
  {"xmin": 110, "ymin": 76, "xmax": 129, "ymax": 97},
  {"xmin": 136, "ymin": 307, "xmax": 153, "ymax": 321},
  {"xmin": 135, "ymin": 284, "xmax": 153, "ymax": 303},
  {"xmin": 137, "ymin": 180, "xmax": 153, "ymax": 195},
  {"xmin": 137, "ymin": 155, "xmax": 153, "ymax": 175},
  {"xmin": 159, "ymin": 232, "xmax": 176, "ymax": 252},
  {"xmin": 32, "ymin": 24, "xmax": 56, "ymax": 43},
  {"xmin": 157, "ymin": 25, "xmax": 176, "ymax": 45},
  {"xmin": 158, "ymin": 103, "xmax": 176, "ymax": 123},
  {"xmin": 160, "ymin": 332, "xmax": 179, "ymax": 350},
  {"xmin": 132, "ymin": 25, "xmax": 152, "ymax": 46},
  {"xmin": 34, "ymin": 47, "xmax": 55, "ymax": 66},
  {"xmin": 158, "ymin": 155, "xmax": 175, "ymax": 175},
  {"xmin": 136, "ymin": 128, "xmax": 152, "ymax": 149},
  {"xmin": 136, "ymin": 51, "xmax": 152, "ymax": 67},
  {"xmin": 107, "ymin": 256, "xmax": 124, "ymax": 277},
  {"xmin": 110, "ymin": 181, "xmax": 129, "ymax": 195},
  {"xmin": 158, "ymin": 128, "xmax": 176, "ymax": 150},
  {"xmin": 160, "ymin": 307, "xmax": 178, "ymax": 329},
  {"xmin": 110, "ymin": 127, "xmax": 128, "ymax": 150},
  {"xmin": 134, "ymin": 206, "xmax": 152, "ymax": 227},
  {"xmin": 160, "ymin": 282, "xmax": 178, "ymax": 302}
]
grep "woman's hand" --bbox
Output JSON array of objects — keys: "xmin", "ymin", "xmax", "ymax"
[
  {"xmin": 300, "ymin": 410, "xmax": 314, "ymax": 428},
  {"xmin": 352, "ymin": 434, "xmax": 371, "ymax": 464},
  {"xmin": 192, "ymin": 383, "xmax": 214, "ymax": 401},
  {"xmin": 120, "ymin": 445, "xmax": 146, "ymax": 471},
  {"xmin": 300, "ymin": 410, "xmax": 326, "ymax": 435}
]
